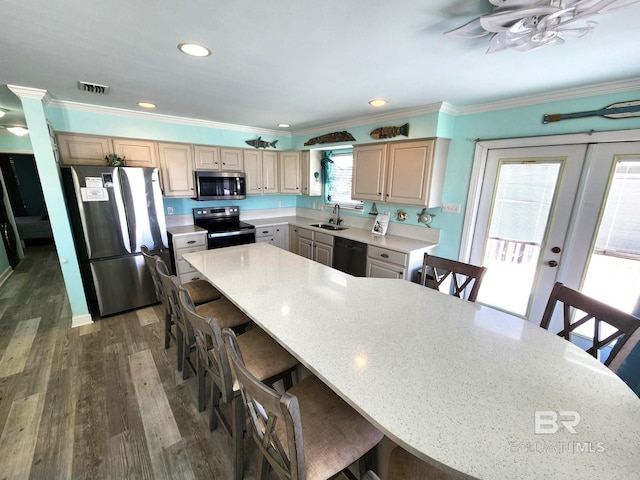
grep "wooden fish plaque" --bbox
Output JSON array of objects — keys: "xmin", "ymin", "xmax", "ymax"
[
  {"xmin": 304, "ymin": 131, "xmax": 355, "ymax": 146},
  {"xmin": 543, "ymin": 100, "xmax": 640, "ymax": 124},
  {"xmin": 370, "ymin": 123, "xmax": 409, "ymax": 139}
]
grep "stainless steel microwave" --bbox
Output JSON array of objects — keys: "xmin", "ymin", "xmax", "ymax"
[{"xmin": 194, "ymin": 170, "xmax": 246, "ymax": 201}]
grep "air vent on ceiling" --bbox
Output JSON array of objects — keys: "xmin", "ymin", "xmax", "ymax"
[{"xmin": 78, "ymin": 81, "xmax": 110, "ymax": 95}]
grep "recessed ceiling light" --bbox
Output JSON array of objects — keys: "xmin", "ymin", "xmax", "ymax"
[
  {"xmin": 6, "ymin": 126, "xmax": 29, "ymax": 136},
  {"xmin": 369, "ymin": 99, "xmax": 388, "ymax": 107},
  {"xmin": 278, "ymin": 123, "xmax": 290, "ymax": 128},
  {"xmin": 178, "ymin": 42, "xmax": 212, "ymax": 57},
  {"xmin": 0, "ymin": 108, "xmax": 8, "ymax": 118},
  {"xmin": 137, "ymin": 102, "xmax": 157, "ymax": 109}
]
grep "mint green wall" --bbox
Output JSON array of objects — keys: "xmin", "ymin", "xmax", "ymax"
[
  {"xmin": 165, "ymin": 195, "xmax": 297, "ymax": 216},
  {"xmin": 46, "ymin": 107, "xmax": 293, "ymax": 149},
  {"xmin": 19, "ymin": 96, "xmax": 88, "ymax": 317}
]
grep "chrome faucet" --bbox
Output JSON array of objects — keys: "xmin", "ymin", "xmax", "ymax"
[{"xmin": 332, "ymin": 204, "xmax": 342, "ymax": 225}]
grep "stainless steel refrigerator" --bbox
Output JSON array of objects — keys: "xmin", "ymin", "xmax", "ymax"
[{"xmin": 62, "ymin": 165, "xmax": 170, "ymax": 317}]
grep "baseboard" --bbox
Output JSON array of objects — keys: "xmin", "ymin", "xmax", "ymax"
[
  {"xmin": 71, "ymin": 313, "xmax": 94, "ymax": 328},
  {"xmin": 0, "ymin": 266, "xmax": 13, "ymax": 288}
]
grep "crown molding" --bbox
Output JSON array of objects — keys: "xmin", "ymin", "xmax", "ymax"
[
  {"xmin": 46, "ymin": 98, "xmax": 289, "ymax": 136},
  {"xmin": 7, "ymin": 85, "xmax": 51, "ymax": 102},
  {"xmin": 452, "ymin": 77, "xmax": 640, "ymax": 115},
  {"xmin": 291, "ymin": 102, "xmax": 445, "ymax": 136}
]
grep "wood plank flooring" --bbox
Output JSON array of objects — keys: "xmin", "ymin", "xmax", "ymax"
[{"xmin": 0, "ymin": 243, "xmax": 272, "ymax": 480}]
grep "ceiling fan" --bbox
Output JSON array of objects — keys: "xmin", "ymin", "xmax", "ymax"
[{"xmin": 445, "ymin": 0, "xmax": 640, "ymax": 53}]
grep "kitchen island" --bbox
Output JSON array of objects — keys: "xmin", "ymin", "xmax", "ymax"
[{"xmin": 183, "ymin": 243, "xmax": 640, "ymax": 480}]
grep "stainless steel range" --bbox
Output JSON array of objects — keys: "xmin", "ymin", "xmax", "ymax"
[{"xmin": 193, "ymin": 206, "xmax": 256, "ymax": 249}]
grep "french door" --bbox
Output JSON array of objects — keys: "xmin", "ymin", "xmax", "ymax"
[{"xmin": 467, "ymin": 139, "xmax": 640, "ymax": 332}]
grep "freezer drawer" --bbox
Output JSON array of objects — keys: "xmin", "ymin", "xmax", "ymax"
[{"xmin": 89, "ymin": 251, "xmax": 170, "ymax": 316}]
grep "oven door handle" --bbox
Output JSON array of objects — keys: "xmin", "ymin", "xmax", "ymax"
[{"xmin": 208, "ymin": 229, "xmax": 255, "ymax": 239}]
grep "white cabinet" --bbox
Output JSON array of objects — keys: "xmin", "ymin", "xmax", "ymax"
[
  {"xmin": 170, "ymin": 232, "xmax": 208, "ymax": 284},
  {"xmin": 279, "ymin": 151, "xmax": 302, "ymax": 194},
  {"xmin": 297, "ymin": 227, "xmax": 314, "ymax": 260},
  {"xmin": 295, "ymin": 227, "xmax": 333, "ymax": 266},
  {"xmin": 219, "ymin": 147, "xmax": 244, "ymax": 171},
  {"xmin": 366, "ymin": 245, "xmax": 408, "ymax": 280},
  {"xmin": 158, "ymin": 142, "xmax": 194, "ymax": 197},
  {"xmin": 244, "ymin": 150, "xmax": 279, "ymax": 195},
  {"xmin": 313, "ymin": 232, "xmax": 334, "ymax": 267},
  {"xmin": 56, "ymin": 134, "xmax": 158, "ymax": 167},
  {"xmin": 275, "ymin": 225, "xmax": 289, "ymax": 250},
  {"xmin": 193, "ymin": 145, "xmax": 221, "ymax": 170},
  {"xmin": 56, "ymin": 134, "xmax": 112, "ymax": 166},
  {"xmin": 255, "ymin": 226, "xmax": 275, "ymax": 245},
  {"xmin": 352, "ymin": 138, "xmax": 449, "ymax": 207},
  {"xmin": 112, "ymin": 138, "xmax": 158, "ymax": 167},
  {"xmin": 301, "ymin": 150, "xmax": 322, "ymax": 196},
  {"xmin": 289, "ymin": 227, "xmax": 300, "ymax": 255}
]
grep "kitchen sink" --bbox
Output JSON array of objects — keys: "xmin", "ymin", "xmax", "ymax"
[{"xmin": 309, "ymin": 223, "xmax": 348, "ymax": 231}]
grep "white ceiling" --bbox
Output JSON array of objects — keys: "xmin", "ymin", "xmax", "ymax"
[{"xmin": 2, "ymin": 0, "xmax": 640, "ymax": 134}]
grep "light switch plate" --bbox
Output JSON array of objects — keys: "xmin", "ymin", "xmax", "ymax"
[{"xmin": 442, "ymin": 203, "xmax": 460, "ymax": 214}]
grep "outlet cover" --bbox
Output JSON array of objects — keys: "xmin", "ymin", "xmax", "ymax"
[
  {"xmin": 442, "ymin": 203, "xmax": 460, "ymax": 214},
  {"xmin": 167, "ymin": 207, "xmax": 174, "ymax": 215}
]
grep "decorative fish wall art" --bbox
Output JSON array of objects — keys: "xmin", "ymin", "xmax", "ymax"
[
  {"xmin": 245, "ymin": 137, "xmax": 278, "ymax": 149},
  {"xmin": 370, "ymin": 123, "xmax": 409, "ymax": 139},
  {"xmin": 543, "ymin": 100, "xmax": 640, "ymax": 124},
  {"xmin": 304, "ymin": 131, "xmax": 356, "ymax": 146}
]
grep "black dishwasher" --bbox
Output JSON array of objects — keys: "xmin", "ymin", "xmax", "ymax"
[{"xmin": 333, "ymin": 237, "xmax": 367, "ymax": 277}]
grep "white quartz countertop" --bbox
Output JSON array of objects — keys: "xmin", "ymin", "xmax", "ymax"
[
  {"xmin": 249, "ymin": 215, "xmax": 436, "ymax": 254},
  {"xmin": 166, "ymin": 225, "xmax": 207, "ymax": 236},
  {"xmin": 183, "ymin": 243, "xmax": 640, "ymax": 480}
]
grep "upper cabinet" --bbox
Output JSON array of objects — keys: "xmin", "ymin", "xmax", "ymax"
[
  {"xmin": 301, "ymin": 150, "xmax": 322, "ymax": 196},
  {"xmin": 112, "ymin": 138, "xmax": 158, "ymax": 168},
  {"xmin": 56, "ymin": 133, "xmax": 158, "ymax": 167},
  {"xmin": 57, "ymin": 134, "xmax": 114, "ymax": 166},
  {"xmin": 352, "ymin": 138, "xmax": 450, "ymax": 207},
  {"xmin": 158, "ymin": 142, "xmax": 194, "ymax": 197},
  {"xmin": 193, "ymin": 145, "xmax": 221, "ymax": 170},
  {"xmin": 244, "ymin": 150, "xmax": 279, "ymax": 195},
  {"xmin": 219, "ymin": 148, "xmax": 244, "ymax": 171},
  {"xmin": 279, "ymin": 151, "xmax": 301, "ymax": 195}
]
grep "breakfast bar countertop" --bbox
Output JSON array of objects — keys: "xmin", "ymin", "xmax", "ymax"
[{"xmin": 183, "ymin": 243, "xmax": 640, "ymax": 480}]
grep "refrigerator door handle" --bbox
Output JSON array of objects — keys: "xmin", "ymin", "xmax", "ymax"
[{"xmin": 113, "ymin": 168, "xmax": 133, "ymax": 253}]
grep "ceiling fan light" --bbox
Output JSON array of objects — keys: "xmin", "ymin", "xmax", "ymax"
[{"xmin": 6, "ymin": 126, "xmax": 29, "ymax": 136}]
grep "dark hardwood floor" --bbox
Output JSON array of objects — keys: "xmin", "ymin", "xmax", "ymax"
[{"xmin": 0, "ymin": 243, "xmax": 268, "ymax": 480}]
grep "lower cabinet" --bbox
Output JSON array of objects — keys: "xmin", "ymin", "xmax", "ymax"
[
  {"xmin": 169, "ymin": 232, "xmax": 208, "ymax": 283},
  {"xmin": 275, "ymin": 225, "xmax": 289, "ymax": 250},
  {"xmin": 296, "ymin": 227, "xmax": 333, "ymax": 266},
  {"xmin": 255, "ymin": 226, "xmax": 275, "ymax": 245},
  {"xmin": 256, "ymin": 224, "xmax": 289, "ymax": 250},
  {"xmin": 366, "ymin": 245, "xmax": 408, "ymax": 280}
]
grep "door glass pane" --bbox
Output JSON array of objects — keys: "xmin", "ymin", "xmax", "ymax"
[
  {"xmin": 477, "ymin": 161, "xmax": 562, "ymax": 316},
  {"xmin": 582, "ymin": 159, "xmax": 640, "ymax": 315}
]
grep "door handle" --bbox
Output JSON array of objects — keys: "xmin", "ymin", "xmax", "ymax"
[{"xmin": 548, "ymin": 260, "xmax": 558, "ymax": 267}]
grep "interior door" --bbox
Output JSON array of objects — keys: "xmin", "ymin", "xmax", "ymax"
[{"xmin": 468, "ymin": 145, "xmax": 586, "ymax": 322}]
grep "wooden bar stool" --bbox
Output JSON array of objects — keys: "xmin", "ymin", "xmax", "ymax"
[
  {"xmin": 363, "ymin": 446, "xmax": 463, "ymax": 480},
  {"xmin": 540, "ymin": 282, "xmax": 640, "ymax": 366},
  {"xmin": 420, "ymin": 253, "xmax": 487, "ymax": 302},
  {"xmin": 223, "ymin": 328, "xmax": 383, "ymax": 480},
  {"xmin": 141, "ymin": 245, "xmax": 221, "ymax": 348},
  {"xmin": 179, "ymin": 288, "xmax": 298, "ymax": 480}
]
